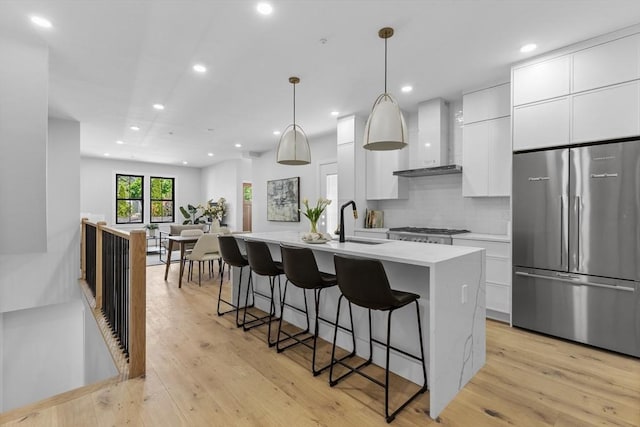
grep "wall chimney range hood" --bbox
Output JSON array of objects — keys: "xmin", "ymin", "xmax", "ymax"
[
  {"xmin": 391, "ymin": 97, "xmax": 462, "ymax": 178},
  {"xmin": 393, "ymin": 164, "xmax": 462, "ymax": 177}
]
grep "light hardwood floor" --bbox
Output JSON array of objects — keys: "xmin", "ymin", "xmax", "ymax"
[{"xmin": 2, "ymin": 265, "xmax": 639, "ymax": 426}]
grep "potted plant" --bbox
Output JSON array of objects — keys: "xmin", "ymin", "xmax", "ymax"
[{"xmin": 145, "ymin": 223, "xmax": 159, "ymax": 237}]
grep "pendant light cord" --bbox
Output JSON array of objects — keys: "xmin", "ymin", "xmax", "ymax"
[
  {"xmin": 384, "ymin": 36, "xmax": 388, "ymax": 94},
  {"xmin": 292, "ymin": 82, "xmax": 296, "ymax": 127}
]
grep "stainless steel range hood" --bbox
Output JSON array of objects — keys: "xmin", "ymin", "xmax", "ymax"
[
  {"xmin": 393, "ymin": 164, "xmax": 462, "ymax": 177},
  {"xmin": 392, "ymin": 98, "xmax": 461, "ymax": 177}
]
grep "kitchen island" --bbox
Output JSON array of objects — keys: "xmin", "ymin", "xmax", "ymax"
[{"xmin": 231, "ymin": 231, "xmax": 485, "ymax": 419}]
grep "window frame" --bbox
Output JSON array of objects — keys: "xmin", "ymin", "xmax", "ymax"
[
  {"xmin": 115, "ymin": 174, "xmax": 144, "ymax": 224},
  {"xmin": 149, "ymin": 176, "xmax": 175, "ymax": 223}
]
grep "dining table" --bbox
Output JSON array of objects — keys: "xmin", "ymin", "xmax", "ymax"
[{"xmin": 163, "ymin": 234, "xmax": 200, "ymax": 288}]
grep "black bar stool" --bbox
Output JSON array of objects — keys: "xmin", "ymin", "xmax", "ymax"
[
  {"xmin": 277, "ymin": 244, "xmax": 356, "ymax": 376},
  {"xmin": 330, "ymin": 254, "xmax": 428, "ymax": 423},
  {"xmin": 244, "ymin": 240, "xmax": 284, "ymax": 347},
  {"xmin": 217, "ymin": 235, "xmax": 251, "ymax": 327}
]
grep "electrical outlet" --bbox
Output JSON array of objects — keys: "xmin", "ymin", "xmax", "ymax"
[{"xmin": 461, "ymin": 284, "xmax": 468, "ymax": 304}]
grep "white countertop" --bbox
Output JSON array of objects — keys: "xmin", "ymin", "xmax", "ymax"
[
  {"xmin": 238, "ymin": 231, "xmax": 483, "ymax": 268},
  {"xmin": 452, "ymin": 232, "xmax": 510, "ymax": 243}
]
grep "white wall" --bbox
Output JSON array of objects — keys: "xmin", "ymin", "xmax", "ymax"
[
  {"xmin": 0, "ymin": 313, "xmax": 3, "ymax": 413},
  {"xmin": 252, "ymin": 132, "xmax": 337, "ymax": 233},
  {"xmin": 0, "ymin": 118, "xmax": 81, "ymax": 314},
  {"xmin": 2, "ymin": 300, "xmax": 84, "ymax": 412},
  {"xmin": 80, "ymin": 157, "xmax": 202, "ymax": 231},
  {"xmin": 82, "ymin": 295, "xmax": 118, "ymax": 385},
  {"xmin": 201, "ymin": 158, "xmax": 252, "ymax": 231},
  {"xmin": 0, "ymin": 37, "xmax": 48, "ymax": 254},
  {"xmin": 377, "ymin": 102, "xmax": 510, "ymax": 234}
]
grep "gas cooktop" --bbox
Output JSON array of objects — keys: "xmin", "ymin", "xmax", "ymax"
[{"xmin": 388, "ymin": 227, "xmax": 470, "ymax": 235}]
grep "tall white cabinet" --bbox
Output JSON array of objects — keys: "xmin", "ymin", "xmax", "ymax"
[
  {"xmin": 337, "ymin": 115, "xmax": 367, "ymax": 235},
  {"xmin": 512, "ymin": 32, "xmax": 640, "ymax": 151},
  {"xmin": 462, "ymin": 83, "xmax": 511, "ymax": 197}
]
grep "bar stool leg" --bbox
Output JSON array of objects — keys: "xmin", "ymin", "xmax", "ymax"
[{"xmin": 275, "ymin": 281, "xmax": 312, "ymax": 353}]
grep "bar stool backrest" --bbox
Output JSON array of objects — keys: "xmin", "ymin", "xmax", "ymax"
[
  {"xmin": 245, "ymin": 240, "xmax": 280, "ymax": 276},
  {"xmin": 218, "ymin": 235, "xmax": 247, "ymax": 268},
  {"xmin": 280, "ymin": 245, "xmax": 323, "ymax": 289},
  {"xmin": 333, "ymin": 254, "xmax": 396, "ymax": 310}
]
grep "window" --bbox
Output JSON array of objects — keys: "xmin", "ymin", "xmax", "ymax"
[
  {"xmin": 150, "ymin": 176, "xmax": 175, "ymax": 223},
  {"xmin": 116, "ymin": 174, "xmax": 143, "ymax": 224}
]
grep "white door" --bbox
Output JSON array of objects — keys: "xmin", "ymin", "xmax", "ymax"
[{"xmin": 319, "ymin": 162, "xmax": 338, "ymax": 235}]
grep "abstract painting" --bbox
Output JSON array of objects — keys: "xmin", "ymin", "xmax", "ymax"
[{"xmin": 267, "ymin": 177, "xmax": 300, "ymax": 222}]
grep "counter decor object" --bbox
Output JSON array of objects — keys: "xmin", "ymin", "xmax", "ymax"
[{"xmin": 301, "ymin": 197, "xmax": 331, "ymax": 233}]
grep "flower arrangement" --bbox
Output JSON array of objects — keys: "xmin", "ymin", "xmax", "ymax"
[
  {"xmin": 206, "ymin": 197, "xmax": 227, "ymax": 223},
  {"xmin": 180, "ymin": 197, "xmax": 227, "ymax": 225},
  {"xmin": 301, "ymin": 198, "xmax": 331, "ymax": 235}
]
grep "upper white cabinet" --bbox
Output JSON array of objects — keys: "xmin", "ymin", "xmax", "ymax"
[
  {"xmin": 512, "ymin": 30, "xmax": 640, "ymax": 150},
  {"xmin": 513, "ymin": 97, "xmax": 571, "ymax": 151},
  {"xmin": 573, "ymin": 35, "xmax": 640, "ymax": 93},
  {"xmin": 463, "ymin": 118, "xmax": 510, "ymax": 197},
  {"xmin": 366, "ymin": 148, "xmax": 408, "ymax": 200},
  {"xmin": 572, "ymin": 81, "xmax": 640, "ymax": 142},
  {"xmin": 463, "ymin": 83, "xmax": 510, "ymax": 124},
  {"xmin": 462, "ymin": 84, "xmax": 511, "ymax": 197},
  {"xmin": 513, "ymin": 56, "xmax": 571, "ymax": 106}
]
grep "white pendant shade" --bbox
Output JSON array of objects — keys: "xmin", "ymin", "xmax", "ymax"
[
  {"xmin": 276, "ymin": 124, "xmax": 311, "ymax": 165},
  {"xmin": 363, "ymin": 93, "xmax": 408, "ymax": 150}
]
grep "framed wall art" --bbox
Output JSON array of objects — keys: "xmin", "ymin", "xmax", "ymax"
[{"xmin": 267, "ymin": 176, "xmax": 300, "ymax": 222}]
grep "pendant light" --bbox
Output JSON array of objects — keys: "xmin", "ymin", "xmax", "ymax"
[
  {"xmin": 363, "ymin": 27, "xmax": 408, "ymax": 151},
  {"xmin": 276, "ymin": 76, "xmax": 311, "ymax": 165}
]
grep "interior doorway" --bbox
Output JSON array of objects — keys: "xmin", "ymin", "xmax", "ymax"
[
  {"xmin": 242, "ymin": 182, "xmax": 252, "ymax": 232},
  {"xmin": 319, "ymin": 162, "xmax": 338, "ymax": 235}
]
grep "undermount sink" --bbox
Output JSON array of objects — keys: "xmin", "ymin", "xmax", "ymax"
[{"xmin": 343, "ymin": 238, "xmax": 388, "ymax": 245}]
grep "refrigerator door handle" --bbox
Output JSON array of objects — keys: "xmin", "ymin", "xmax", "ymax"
[
  {"xmin": 560, "ymin": 195, "xmax": 567, "ymax": 269},
  {"xmin": 515, "ymin": 271, "xmax": 636, "ymax": 292},
  {"xmin": 575, "ymin": 195, "xmax": 581, "ymax": 270}
]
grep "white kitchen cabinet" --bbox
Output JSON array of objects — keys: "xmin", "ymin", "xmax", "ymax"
[
  {"xmin": 336, "ymin": 115, "xmax": 367, "ymax": 236},
  {"xmin": 512, "ymin": 97, "xmax": 571, "ymax": 151},
  {"xmin": 573, "ymin": 34, "xmax": 640, "ymax": 93},
  {"xmin": 337, "ymin": 115, "xmax": 355, "ymax": 145},
  {"xmin": 463, "ymin": 83, "xmax": 510, "ymax": 124},
  {"xmin": 452, "ymin": 237, "xmax": 511, "ymax": 323},
  {"xmin": 365, "ymin": 149, "xmax": 408, "ymax": 200},
  {"xmin": 572, "ymin": 81, "xmax": 640, "ymax": 143},
  {"xmin": 463, "ymin": 117, "xmax": 510, "ymax": 197},
  {"xmin": 513, "ymin": 56, "xmax": 571, "ymax": 106}
]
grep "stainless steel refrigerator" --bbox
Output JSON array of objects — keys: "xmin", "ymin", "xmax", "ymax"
[{"xmin": 512, "ymin": 140, "xmax": 640, "ymax": 357}]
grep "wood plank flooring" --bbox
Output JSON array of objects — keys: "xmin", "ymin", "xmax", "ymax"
[{"xmin": 2, "ymin": 265, "xmax": 639, "ymax": 426}]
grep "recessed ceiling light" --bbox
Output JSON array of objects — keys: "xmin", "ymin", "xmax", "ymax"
[
  {"xmin": 193, "ymin": 64, "xmax": 207, "ymax": 73},
  {"xmin": 330, "ymin": 111, "xmax": 340, "ymax": 116},
  {"xmin": 424, "ymin": 143, "xmax": 431, "ymax": 148},
  {"xmin": 153, "ymin": 104, "xmax": 165, "ymax": 110},
  {"xmin": 256, "ymin": 2, "xmax": 273, "ymax": 15},
  {"xmin": 116, "ymin": 140, "xmax": 124, "ymax": 145},
  {"xmin": 30, "ymin": 15, "xmax": 52, "ymax": 29},
  {"xmin": 182, "ymin": 161, "xmax": 188, "ymax": 165},
  {"xmin": 207, "ymin": 152, "xmax": 214, "ymax": 157},
  {"xmin": 273, "ymin": 130, "xmax": 281, "ymax": 135},
  {"xmin": 401, "ymin": 85, "xmax": 413, "ymax": 93},
  {"xmin": 104, "ymin": 153, "xmax": 110, "ymax": 156},
  {"xmin": 235, "ymin": 143, "xmax": 242, "ymax": 148},
  {"xmin": 130, "ymin": 125, "xmax": 140, "ymax": 131},
  {"xmin": 520, "ymin": 43, "xmax": 537, "ymax": 53}
]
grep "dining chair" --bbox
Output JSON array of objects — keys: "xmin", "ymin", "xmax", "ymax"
[{"xmin": 184, "ymin": 233, "xmax": 220, "ymax": 286}]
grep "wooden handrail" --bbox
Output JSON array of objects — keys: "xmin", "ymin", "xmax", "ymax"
[{"xmin": 79, "ymin": 219, "xmax": 146, "ymax": 378}]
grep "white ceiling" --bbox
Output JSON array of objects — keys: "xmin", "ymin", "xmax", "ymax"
[{"xmin": 1, "ymin": 0, "xmax": 640, "ymax": 168}]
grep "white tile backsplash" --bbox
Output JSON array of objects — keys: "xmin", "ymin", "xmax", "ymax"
[{"xmin": 377, "ymin": 172, "xmax": 510, "ymax": 235}]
